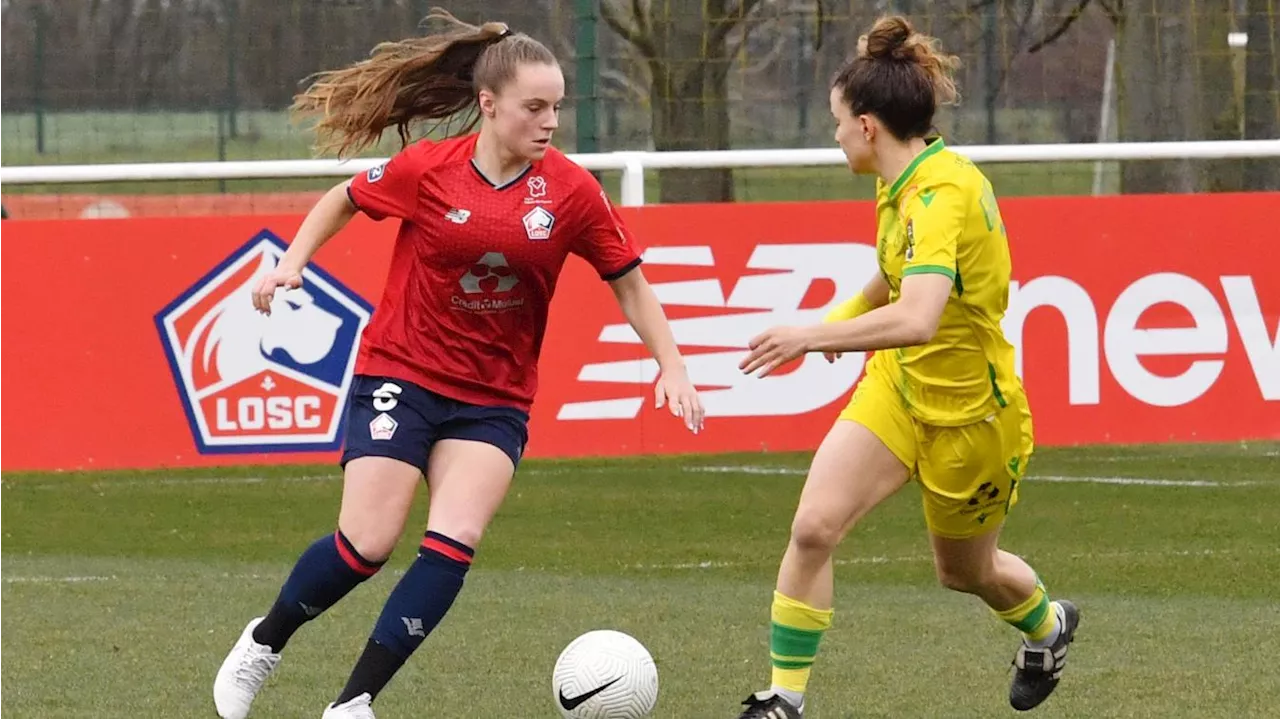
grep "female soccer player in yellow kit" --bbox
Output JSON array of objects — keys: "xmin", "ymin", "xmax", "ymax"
[{"xmin": 733, "ymin": 16, "xmax": 1079, "ymax": 718}]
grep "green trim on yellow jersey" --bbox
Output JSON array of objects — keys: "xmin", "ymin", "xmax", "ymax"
[
  {"xmin": 887, "ymin": 137, "xmax": 947, "ymax": 201},
  {"xmin": 988, "ymin": 362, "xmax": 1009, "ymax": 408},
  {"xmin": 902, "ymin": 263, "xmax": 956, "ymax": 280}
]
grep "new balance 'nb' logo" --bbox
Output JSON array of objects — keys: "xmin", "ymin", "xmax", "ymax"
[
  {"xmin": 445, "ymin": 208, "xmax": 471, "ymax": 224},
  {"xmin": 401, "ymin": 617, "xmax": 425, "ymax": 637}
]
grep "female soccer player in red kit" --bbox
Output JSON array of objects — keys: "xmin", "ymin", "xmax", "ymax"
[{"xmin": 213, "ymin": 12, "xmax": 704, "ymax": 719}]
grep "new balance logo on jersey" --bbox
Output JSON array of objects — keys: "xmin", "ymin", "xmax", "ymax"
[
  {"xmin": 401, "ymin": 617, "xmax": 426, "ymax": 637},
  {"xmin": 445, "ymin": 208, "xmax": 471, "ymax": 224},
  {"xmin": 155, "ymin": 230, "xmax": 372, "ymax": 454},
  {"xmin": 523, "ymin": 206, "xmax": 555, "ymax": 240}
]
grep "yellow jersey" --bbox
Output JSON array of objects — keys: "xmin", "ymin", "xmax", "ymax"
[{"xmin": 866, "ymin": 138, "xmax": 1024, "ymax": 426}]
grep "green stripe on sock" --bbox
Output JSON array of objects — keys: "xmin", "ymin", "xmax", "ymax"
[
  {"xmin": 771, "ymin": 622, "xmax": 825, "ymax": 659},
  {"xmin": 771, "ymin": 657, "xmax": 816, "ymax": 670},
  {"xmin": 1013, "ymin": 595, "xmax": 1051, "ymax": 634}
]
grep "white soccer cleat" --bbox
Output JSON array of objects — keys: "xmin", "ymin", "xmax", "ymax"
[
  {"xmin": 214, "ymin": 617, "xmax": 281, "ymax": 719},
  {"xmin": 323, "ymin": 693, "xmax": 376, "ymax": 718}
]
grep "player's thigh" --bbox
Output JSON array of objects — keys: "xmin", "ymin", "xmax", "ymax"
[
  {"xmin": 423, "ymin": 439, "xmax": 517, "ymax": 549},
  {"xmin": 928, "ymin": 523, "xmax": 1003, "ymax": 592},
  {"xmin": 337, "ymin": 456, "xmax": 422, "ymax": 561},
  {"xmin": 793, "ymin": 375, "xmax": 915, "ymax": 551},
  {"xmin": 337, "ymin": 375, "xmax": 436, "ymax": 559},
  {"xmin": 916, "ymin": 397, "xmax": 1032, "ymax": 541}
]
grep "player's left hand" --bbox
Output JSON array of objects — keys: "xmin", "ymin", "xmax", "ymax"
[
  {"xmin": 655, "ymin": 367, "xmax": 705, "ymax": 434},
  {"xmin": 740, "ymin": 325, "xmax": 813, "ymax": 377}
]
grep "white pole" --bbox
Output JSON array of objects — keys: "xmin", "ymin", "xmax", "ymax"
[
  {"xmin": 618, "ymin": 152, "xmax": 646, "ymax": 207},
  {"xmin": 1093, "ymin": 38, "xmax": 1117, "ymax": 196}
]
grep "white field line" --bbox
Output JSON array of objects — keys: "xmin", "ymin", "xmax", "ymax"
[
  {"xmin": 629, "ymin": 546, "xmax": 1277, "ymax": 571},
  {"xmin": 4, "ymin": 466, "xmax": 614, "ymax": 490},
  {"xmin": 2, "ymin": 575, "xmax": 119, "ymax": 584},
  {"xmin": 681, "ymin": 465, "xmax": 1264, "ymax": 487},
  {"xmin": 5, "ymin": 459, "xmax": 1272, "ymax": 491},
  {"xmin": 6, "ymin": 474, "xmax": 342, "ymax": 490},
  {"xmin": 7, "ymin": 547, "xmax": 1272, "ymax": 585}
]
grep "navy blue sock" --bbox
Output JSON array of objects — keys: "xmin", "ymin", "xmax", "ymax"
[
  {"xmin": 253, "ymin": 531, "xmax": 383, "ymax": 652},
  {"xmin": 334, "ymin": 531, "xmax": 473, "ymax": 704}
]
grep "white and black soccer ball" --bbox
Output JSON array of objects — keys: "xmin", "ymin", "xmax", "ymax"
[{"xmin": 552, "ymin": 630, "xmax": 659, "ymax": 719}]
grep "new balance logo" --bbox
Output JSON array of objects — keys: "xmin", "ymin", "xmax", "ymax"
[
  {"xmin": 401, "ymin": 617, "xmax": 425, "ymax": 637},
  {"xmin": 445, "ymin": 208, "xmax": 471, "ymax": 224},
  {"xmin": 558, "ymin": 243, "xmax": 879, "ymax": 421}
]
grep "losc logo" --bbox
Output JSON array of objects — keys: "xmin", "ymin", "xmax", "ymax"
[{"xmin": 155, "ymin": 230, "xmax": 372, "ymax": 453}]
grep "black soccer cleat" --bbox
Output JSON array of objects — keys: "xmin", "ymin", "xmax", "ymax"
[
  {"xmin": 736, "ymin": 690, "xmax": 803, "ymax": 719},
  {"xmin": 1009, "ymin": 599, "xmax": 1080, "ymax": 711}
]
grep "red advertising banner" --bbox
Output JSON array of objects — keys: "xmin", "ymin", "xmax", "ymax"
[{"xmin": 2, "ymin": 194, "xmax": 1276, "ymax": 471}]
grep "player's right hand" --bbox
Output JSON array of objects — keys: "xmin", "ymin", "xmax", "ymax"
[
  {"xmin": 823, "ymin": 351, "xmax": 843, "ymax": 363},
  {"xmin": 252, "ymin": 267, "xmax": 303, "ymax": 315}
]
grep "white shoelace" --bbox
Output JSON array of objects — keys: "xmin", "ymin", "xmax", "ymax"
[{"xmin": 233, "ymin": 646, "xmax": 279, "ymax": 688}]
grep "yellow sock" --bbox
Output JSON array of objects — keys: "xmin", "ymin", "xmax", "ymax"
[
  {"xmin": 770, "ymin": 591, "xmax": 833, "ymax": 694},
  {"xmin": 994, "ymin": 578, "xmax": 1059, "ymax": 644}
]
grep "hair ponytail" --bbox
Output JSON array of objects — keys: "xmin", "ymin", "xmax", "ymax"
[{"xmin": 291, "ymin": 8, "xmax": 556, "ymax": 158}]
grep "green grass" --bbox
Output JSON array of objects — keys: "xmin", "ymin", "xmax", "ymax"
[{"xmin": 4, "ymin": 442, "xmax": 1279, "ymax": 717}]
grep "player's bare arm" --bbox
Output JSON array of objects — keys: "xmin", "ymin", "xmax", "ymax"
[
  {"xmin": 809, "ymin": 273, "xmax": 951, "ymax": 352},
  {"xmin": 252, "ymin": 179, "xmax": 356, "ymax": 315},
  {"xmin": 740, "ymin": 273, "xmax": 951, "ymax": 378},
  {"xmin": 609, "ymin": 266, "xmax": 705, "ymax": 433},
  {"xmin": 821, "ymin": 272, "xmax": 892, "ymax": 363}
]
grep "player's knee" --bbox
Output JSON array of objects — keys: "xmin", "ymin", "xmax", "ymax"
[
  {"xmin": 433, "ymin": 525, "xmax": 483, "ymax": 550},
  {"xmin": 789, "ymin": 513, "xmax": 844, "ymax": 556},
  {"xmin": 337, "ymin": 522, "xmax": 399, "ymax": 564}
]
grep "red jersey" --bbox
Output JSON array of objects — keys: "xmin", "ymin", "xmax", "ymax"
[{"xmin": 345, "ymin": 134, "xmax": 641, "ymax": 412}]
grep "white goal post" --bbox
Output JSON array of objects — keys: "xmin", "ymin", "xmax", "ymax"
[{"xmin": 2, "ymin": 140, "xmax": 1278, "ymax": 207}]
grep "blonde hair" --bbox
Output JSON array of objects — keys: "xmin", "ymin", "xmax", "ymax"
[{"xmin": 291, "ymin": 8, "xmax": 557, "ymax": 158}]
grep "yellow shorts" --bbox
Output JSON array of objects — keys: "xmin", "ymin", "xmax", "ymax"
[{"xmin": 838, "ymin": 369, "xmax": 1034, "ymax": 539}]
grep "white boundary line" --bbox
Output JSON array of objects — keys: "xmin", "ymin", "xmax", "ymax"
[
  {"xmin": 3, "ymin": 462, "xmax": 1270, "ymax": 491},
  {"xmin": 3, "ymin": 575, "xmax": 118, "ymax": 584},
  {"xmin": 7, "ymin": 547, "xmax": 1273, "ymax": 584},
  {"xmin": 682, "ymin": 465, "xmax": 1264, "ymax": 487},
  {"xmin": 629, "ymin": 546, "xmax": 1276, "ymax": 571}
]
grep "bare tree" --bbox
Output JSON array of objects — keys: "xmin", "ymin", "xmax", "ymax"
[
  {"xmin": 1243, "ymin": 0, "xmax": 1280, "ymax": 190},
  {"xmin": 1023, "ymin": 0, "xmax": 1271, "ymax": 193},
  {"xmin": 599, "ymin": 0, "xmax": 823, "ymax": 203}
]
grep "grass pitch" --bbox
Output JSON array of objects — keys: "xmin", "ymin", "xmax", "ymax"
[{"xmin": 3, "ymin": 442, "xmax": 1278, "ymax": 718}]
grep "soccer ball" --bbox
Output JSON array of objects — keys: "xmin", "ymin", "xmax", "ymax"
[{"xmin": 552, "ymin": 630, "xmax": 659, "ymax": 719}]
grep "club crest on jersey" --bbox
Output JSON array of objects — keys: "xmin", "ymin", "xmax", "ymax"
[
  {"xmin": 367, "ymin": 163, "xmax": 386, "ymax": 183},
  {"xmin": 155, "ymin": 230, "xmax": 372, "ymax": 454},
  {"xmin": 522, "ymin": 206, "xmax": 555, "ymax": 241}
]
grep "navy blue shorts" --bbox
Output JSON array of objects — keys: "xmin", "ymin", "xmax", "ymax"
[{"xmin": 340, "ymin": 375, "xmax": 529, "ymax": 473}]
